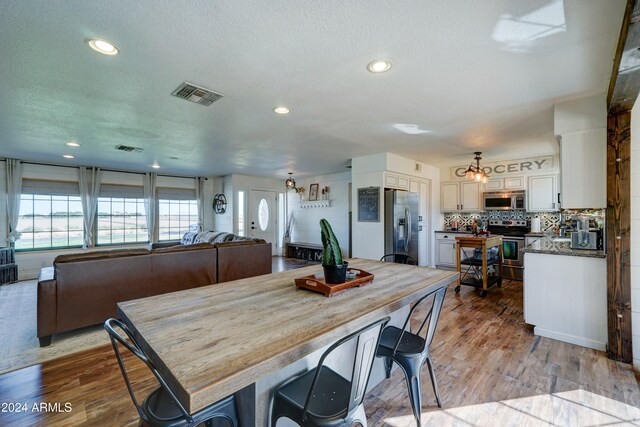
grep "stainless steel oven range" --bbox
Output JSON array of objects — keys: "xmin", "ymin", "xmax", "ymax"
[{"xmin": 487, "ymin": 220, "xmax": 528, "ymax": 281}]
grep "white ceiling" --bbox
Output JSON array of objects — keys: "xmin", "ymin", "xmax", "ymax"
[{"xmin": 0, "ymin": 0, "xmax": 626, "ymax": 178}]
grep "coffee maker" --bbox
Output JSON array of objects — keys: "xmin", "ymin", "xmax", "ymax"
[{"xmin": 570, "ymin": 216, "xmax": 602, "ymax": 250}]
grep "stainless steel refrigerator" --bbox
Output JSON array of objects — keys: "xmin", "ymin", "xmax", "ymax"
[{"xmin": 384, "ymin": 190, "xmax": 419, "ymax": 261}]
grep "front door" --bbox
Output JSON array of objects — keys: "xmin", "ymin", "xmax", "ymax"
[{"xmin": 249, "ymin": 190, "xmax": 277, "ymax": 255}]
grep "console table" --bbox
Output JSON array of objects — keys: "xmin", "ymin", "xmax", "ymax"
[{"xmin": 285, "ymin": 242, "xmax": 323, "ymax": 262}]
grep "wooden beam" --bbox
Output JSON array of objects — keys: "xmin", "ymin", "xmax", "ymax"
[
  {"xmin": 606, "ymin": 111, "xmax": 632, "ymax": 362},
  {"xmin": 608, "ymin": 0, "xmax": 640, "ymax": 114}
]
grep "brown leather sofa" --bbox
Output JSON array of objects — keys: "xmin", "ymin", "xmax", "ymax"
[{"xmin": 37, "ymin": 240, "xmax": 271, "ymax": 346}]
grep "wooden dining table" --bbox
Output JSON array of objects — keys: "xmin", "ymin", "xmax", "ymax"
[{"xmin": 117, "ymin": 258, "xmax": 457, "ymax": 425}]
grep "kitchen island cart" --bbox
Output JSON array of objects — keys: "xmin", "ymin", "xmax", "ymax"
[{"xmin": 455, "ymin": 235, "xmax": 503, "ymax": 297}]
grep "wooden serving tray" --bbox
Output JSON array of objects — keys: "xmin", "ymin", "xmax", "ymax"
[{"xmin": 294, "ymin": 268, "xmax": 375, "ymax": 297}]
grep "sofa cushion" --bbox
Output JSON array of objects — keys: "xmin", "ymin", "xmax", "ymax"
[
  {"xmin": 152, "ymin": 243, "xmax": 215, "ymax": 253},
  {"xmin": 54, "ymin": 248, "xmax": 151, "ymax": 264}
]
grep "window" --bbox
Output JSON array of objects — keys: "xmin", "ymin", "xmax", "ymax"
[
  {"xmin": 16, "ymin": 194, "xmax": 84, "ymax": 250},
  {"xmin": 158, "ymin": 199, "xmax": 197, "ymax": 241},
  {"xmin": 97, "ymin": 197, "xmax": 147, "ymax": 245},
  {"xmin": 237, "ymin": 191, "xmax": 245, "ymax": 236}
]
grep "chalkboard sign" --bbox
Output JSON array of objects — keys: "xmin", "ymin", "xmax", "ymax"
[{"xmin": 358, "ymin": 187, "xmax": 380, "ymax": 222}]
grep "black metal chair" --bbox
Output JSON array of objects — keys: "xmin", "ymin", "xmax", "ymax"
[
  {"xmin": 270, "ymin": 317, "xmax": 390, "ymax": 427},
  {"xmin": 376, "ymin": 285, "xmax": 447, "ymax": 427},
  {"xmin": 379, "ymin": 254, "xmax": 417, "ymax": 265},
  {"xmin": 105, "ymin": 318, "xmax": 240, "ymax": 427}
]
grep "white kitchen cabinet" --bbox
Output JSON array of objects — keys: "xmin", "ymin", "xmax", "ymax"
[
  {"xmin": 527, "ymin": 174, "xmax": 559, "ymax": 211},
  {"xmin": 441, "ymin": 182, "xmax": 460, "ymax": 211},
  {"xmin": 486, "ymin": 176, "xmax": 525, "ymax": 191},
  {"xmin": 559, "ymin": 129, "xmax": 606, "ymax": 208},
  {"xmin": 486, "ymin": 179, "xmax": 503, "ymax": 190},
  {"xmin": 504, "ymin": 176, "xmax": 525, "ymax": 190},
  {"xmin": 440, "ymin": 181, "xmax": 482, "ymax": 212},
  {"xmin": 384, "ymin": 172, "xmax": 409, "ymax": 190},
  {"xmin": 524, "ymin": 252, "xmax": 606, "ymax": 350},
  {"xmin": 460, "ymin": 181, "xmax": 482, "ymax": 211},
  {"xmin": 409, "ymin": 178, "xmax": 419, "ymax": 193},
  {"xmin": 435, "ymin": 232, "xmax": 466, "ymax": 268}
]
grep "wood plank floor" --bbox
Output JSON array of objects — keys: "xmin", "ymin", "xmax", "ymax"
[{"xmin": 0, "ymin": 261, "xmax": 638, "ymax": 426}]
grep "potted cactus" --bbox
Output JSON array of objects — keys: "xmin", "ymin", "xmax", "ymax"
[{"xmin": 320, "ymin": 218, "xmax": 348, "ymax": 284}]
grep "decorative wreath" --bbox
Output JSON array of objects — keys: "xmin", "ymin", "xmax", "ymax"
[{"xmin": 213, "ymin": 193, "xmax": 227, "ymax": 214}]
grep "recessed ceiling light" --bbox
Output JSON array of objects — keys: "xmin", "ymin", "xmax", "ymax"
[
  {"xmin": 273, "ymin": 106, "xmax": 290, "ymax": 114},
  {"xmin": 66, "ymin": 141, "xmax": 80, "ymax": 147},
  {"xmin": 63, "ymin": 154, "xmax": 74, "ymax": 159},
  {"xmin": 367, "ymin": 59, "xmax": 392, "ymax": 73},
  {"xmin": 151, "ymin": 163, "xmax": 160, "ymax": 169},
  {"xmin": 85, "ymin": 38, "xmax": 119, "ymax": 56}
]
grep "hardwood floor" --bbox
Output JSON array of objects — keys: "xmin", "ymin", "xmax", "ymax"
[{"xmin": 0, "ymin": 263, "xmax": 638, "ymax": 426}]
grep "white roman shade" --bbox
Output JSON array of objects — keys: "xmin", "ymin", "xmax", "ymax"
[
  {"xmin": 156, "ymin": 187, "xmax": 196, "ymax": 200},
  {"xmin": 21, "ymin": 179, "xmax": 80, "ymax": 196},
  {"xmin": 99, "ymin": 184, "xmax": 144, "ymax": 198}
]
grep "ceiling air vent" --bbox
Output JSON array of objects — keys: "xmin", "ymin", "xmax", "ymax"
[
  {"xmin": 171, "ymin": 82, "xmax": 223, "ymax": 106},
  {"xmin": 115, "ymin": 145, "xmax": 143, "ymax": 153}
]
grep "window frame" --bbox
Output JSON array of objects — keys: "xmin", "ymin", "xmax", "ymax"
[
  {"xmin": 15, "ymin": 194, "xmax": 85, "ymax": 252},
  {"xmin": 95, "ymin": 196, "xmax": 149, "ymax": 247},
  {"xmin": 157, "ymin": 198, "xmax": 198, "ymax": 242}
]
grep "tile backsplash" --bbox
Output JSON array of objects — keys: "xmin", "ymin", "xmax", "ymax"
[{"xmin": 443, "ymin": 211, "xmax": 561, "ymax": 230}]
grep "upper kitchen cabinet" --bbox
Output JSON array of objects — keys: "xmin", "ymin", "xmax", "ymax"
[
  {"xmin": 486, "ymin": 176, "xmax": 525, "ymax": 191},
  {"xmin": 441, "ymin": 181, "xmax": 482, "ymax": 212},
  {"xmin": 441, "ymin": 182, "xmax": 459, "ymax": 211},
  {"xmin": 527, "ymin": 174, "xmax": 559, "ymax": 211},
  {"xmin": 559, "ymin": 129, "xmax": 606, "ymax": 209},
  {"xmin": 384, "ymin": 172, "xmax": 409, "ymax": 190}
]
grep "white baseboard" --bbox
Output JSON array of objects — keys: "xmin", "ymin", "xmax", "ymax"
[{"xmin": 534, "ymin": 327, "xmax": 606, "ymax": 352}]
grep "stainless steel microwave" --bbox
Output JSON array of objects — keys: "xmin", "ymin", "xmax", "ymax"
[{"xmin": 482, "ymin": 190, "xmax": 526, "ymax": 211}]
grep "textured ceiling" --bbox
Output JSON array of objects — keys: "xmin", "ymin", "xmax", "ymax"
[{"xmin": 0, "ymin": 0, "xmax": 626, "ymax": 178}]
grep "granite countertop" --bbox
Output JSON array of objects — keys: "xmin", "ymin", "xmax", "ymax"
[
  {"xmin": 521, "ymin": 235, "xmax": 606, "ymax": 258},
  {"xmin": 435, "ymin": 230, "xmax": 473, "ymax": 234}
]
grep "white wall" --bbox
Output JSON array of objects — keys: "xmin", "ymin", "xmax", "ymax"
[
  {"xmin": 630, "ymin": 102, "xmax": 640, "ymax": 372},
  {"xmin": 210, "ymin": 176, "xmax": 232, "ymax": 232},
  {"xmin": 351, "ymin": 153, "xmax": 440, "ymax": 266},
  {"xmin": 287, "ymin": 171, "xmax": 351, "ymax": 258}
]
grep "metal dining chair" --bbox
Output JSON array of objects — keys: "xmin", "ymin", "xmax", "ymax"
[
  {"xmin": 379, "ymin": 254, "xmax": 417, "ymax": 265},
  {"xmin": 105, "ymin": 318, "xmax": 240, "ymax": 427},
  {"xmin": 270, "ymin": 316, "xmax": 390, "ymax": 427},
  {"xmin": 376, "ymin": 285, "xmax": 447, "ymax": 427}
]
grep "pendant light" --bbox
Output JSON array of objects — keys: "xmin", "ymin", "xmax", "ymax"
[
  {"xmin": 285, "ymin": 172, "xmax": 296, "ymax": 190},
  {"xmin": 464, "ymin": 152, "xmax": 489, "ymax": 183}
]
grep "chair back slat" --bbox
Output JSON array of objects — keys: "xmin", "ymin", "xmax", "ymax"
[
  {"xmin": 424, "ymin": 287, "xmax": 447, "ymax": 347},
  {"xmin": 104, "ymin": 318, "xmax": 194, "ymax": 423},
  {"xmin": 301, "ymin": 317, "xmax": 389, "ymax": 421},
  {"xmin": 348, "ymin": 325, "xmax": 381, "ymax": 413},
  {"xmin": 390, "ymin": 285, "xmax": 447, "ymax": 354}
]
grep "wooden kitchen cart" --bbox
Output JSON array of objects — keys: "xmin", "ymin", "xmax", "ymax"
[{"xmin": 455, "ymin": 235, "xmax": 503, "ymax": 297}]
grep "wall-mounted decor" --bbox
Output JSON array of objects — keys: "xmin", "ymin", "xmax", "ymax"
[
  {"xmin": 309, "ymin": 183, "xmax": 319, "ymax": 201},
  {"xmin": 213, "ymin": 193, "xmax": 227, "ymax": 214},
  {"xmin": 450, "ymin": 155, "xmax": 555, "ymax": 180},
  {"xmin": 358, "ymin": 187, "xmax": 380, "ymax": 222},
  {"xmin": 285, "ymin": 172, "xmax": 296, "ymax": 190}
]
